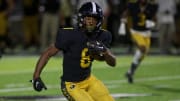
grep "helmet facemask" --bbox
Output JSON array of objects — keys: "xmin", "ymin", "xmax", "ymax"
[{"xmin": 84, "ymin": 16, "xmax": 99, "ymax": 33}]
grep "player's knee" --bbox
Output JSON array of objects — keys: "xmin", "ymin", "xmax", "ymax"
[{"xmin": 139, "ymin": 45, "xmax": 147, "ymax": 53}]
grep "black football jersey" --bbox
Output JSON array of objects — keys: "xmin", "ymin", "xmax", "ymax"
[
  {"xmin": 55, "ymin": 28, "xmax": 112, "ymax": 82},
  {"xmin": 128, "ymin": 2, "xmax": 157, "ymax": 31}
]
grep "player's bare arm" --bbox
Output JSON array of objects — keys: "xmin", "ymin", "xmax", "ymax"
[
  {"xmin": 33, "ymin": 44, "xmax": 59, "ymax": 79},
  {"xmin": 103, "ymin": 49, "xmax": 116, "ymax": 67}
]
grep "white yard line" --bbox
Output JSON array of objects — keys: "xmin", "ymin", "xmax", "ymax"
[
  {"xmin": 0, "ymin": 86, "xmax": 59, "ymax": 93},
  {"xmin": 0, "ymin": 75, "xmax": 180, "ymax": 93},
  {"xmin": 36, "ymin": 97, "xmax": 67, "ymax": 101},
  {"xmin": 0, "ymin": 87, "xmax": 32, "ymax": 92},
  {"xmin": 104, "ymin": 75, "xmax": 180, "ymax": 84},
  {"xmin": 112, "ymin": 93, "xmax": 152, "ymax": 98},
  {"xmin": 35, "ymin": 93, "xmax": 152, "ymax": 101},
  {"xmin": 0, "ymin": 93, "xmax": 152, "ymax": 101}
]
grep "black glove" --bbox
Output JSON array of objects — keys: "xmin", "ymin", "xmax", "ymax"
[
  {"xmin": 87, "ymin": 41, "xmax": 107, "ymax": 55},
  {"xmin": 30, "ymin": 77, "xmax": 47, "ymax": 92}
]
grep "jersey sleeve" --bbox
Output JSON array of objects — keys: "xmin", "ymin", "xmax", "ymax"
[
  {"xmin": 55, "ymin": 29, "xmax": 69, "ymax": 51},
  {"xmin": 102, "ymin": 31, "xmax": 112, "ymax": 48}
]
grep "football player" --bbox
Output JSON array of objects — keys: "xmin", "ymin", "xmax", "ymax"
[
  {"xmin": 31, "ymin": 2, "xmax": 116, "ymax": 101},
  {"xmin": 122, "ymin": 0, "xmax": 158, "ymax": 83}
]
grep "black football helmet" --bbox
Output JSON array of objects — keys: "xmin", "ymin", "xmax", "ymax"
[{"xmin": 77, "ymin": 2, "xmax": 103, "ymax": 33}]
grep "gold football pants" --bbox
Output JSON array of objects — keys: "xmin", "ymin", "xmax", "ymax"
[
  {"xmin": 61, "ymin": 75, "xmax": 114, "ymax": 101},
  {"xmin": 131, "ymin": 32, "xmax": 151, "ymax": 53}
]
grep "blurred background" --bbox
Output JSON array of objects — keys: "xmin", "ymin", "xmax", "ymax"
[
  {"xmin": 0, "ymin": 0, "xmax": 180, "ymax": 100},
  {"xmin": 0, "ymin": 0, "xmax": 180, "ymax": 56}
]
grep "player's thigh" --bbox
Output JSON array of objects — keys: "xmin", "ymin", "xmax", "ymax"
[
  {"xmin": 61, "ymin": 81, "xmax": 94, "ymax": 101},
  {"xmin": 88, "ymin": 76, "xmax": 114, "ymax": 101},
  {"xmin": 132, "ymin": 33, "xmax": 150, "ymax": 50},
  {"xmin": 131, "ymin": 33, "xmax": 146, "ymax": 46}
]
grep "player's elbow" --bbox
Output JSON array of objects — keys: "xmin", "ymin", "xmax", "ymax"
[
  {"xmin": 112, "ymin": 59, "xmax": 116, "ymax": 67},
  {"xmin": 106, "ymin": 57, "xmax": 116, "ymax": 67},
  {"xmin": 111, "ymin": 60, "xmax": 116, "ymax": 67},
  {"xmin": 104, "ymin": 50, "xmax": 116, "ymax": 67}
]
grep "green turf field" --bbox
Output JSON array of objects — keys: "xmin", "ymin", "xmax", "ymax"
[{"xmin": 0, "ymin": 55, "xmax": 180, "ymax": 101}]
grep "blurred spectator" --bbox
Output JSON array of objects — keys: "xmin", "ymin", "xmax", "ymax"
[
  {"xmin": 40, "ymin": 0, "xmax": 61, "ymax": 51},
  {"xmin": 107, "ymin": 0, "xmax": 127, "ymax": 46},
  {"xmin": 0, "ymin": 0, "xmax": 14, "ymax": 54},
  {"xmin": 22, "ymin": 0, "xmax": 40, "ymax": 50},
  {"xmin": 173, "ymin": 0, "xmax": 180, "ymax": 52},
  {"xmin": 60, "ymin": 0, "xmax": 73, "ymax": 27},
  {"xmin": 8, "ymin": 0, "xmax": 23, "ymax": 49},
  {"xmin": 157, "ymin": 0, "xmax": 176, "ymax": 54}
]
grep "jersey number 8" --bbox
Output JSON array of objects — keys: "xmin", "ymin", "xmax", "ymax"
[{"xmin": 80, "ymin": 48, "xmax": 91, "ymax": 68}]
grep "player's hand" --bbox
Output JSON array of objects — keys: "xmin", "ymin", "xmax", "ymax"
[
  {"xmin": 30, "ymin": 77, "xmax": 47, "ymax": 92},
  {"xmin": 87, "ymin": 41, "xmax": 107, "ymax": 55},
  {"xmin": 145, "ymin": 20, "xmax": 155, "ymax": 28}
]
